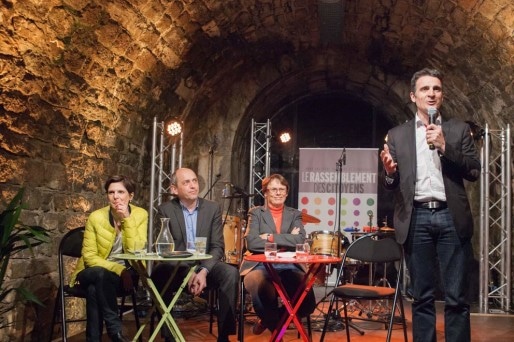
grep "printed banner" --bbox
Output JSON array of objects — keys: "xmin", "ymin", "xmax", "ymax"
[{"xmin": 298, "ymin": 148, "xmax": 378, "ymax": 242}]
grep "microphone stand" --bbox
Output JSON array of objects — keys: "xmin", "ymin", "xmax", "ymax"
[
  {"xmin": 203, "ymin": 174, "xmax": 221, "ymax": 199},
  {"xmin": 335, "ymin": 148, "xmax": 345, "ymax": 256},
  {"xmin": 322, "ymin": 149, "xmax": 364, "ymax": 335},
  {"xmin": 206, "ymin": 138, "xmax": 217, "ymax": 200},
  {"xmin": 316, "ymin": 149, "xmax": 346, "ymax": 332}
]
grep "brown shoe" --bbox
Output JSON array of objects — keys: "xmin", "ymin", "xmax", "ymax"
[{"xmin": 252, "ymin": 319, "xmax": 266, "ymax": 335}]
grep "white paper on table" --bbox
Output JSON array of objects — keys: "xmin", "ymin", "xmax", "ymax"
[{"xmin": 276, "ymin": 251, "xmax": 296, "ymax": 258}]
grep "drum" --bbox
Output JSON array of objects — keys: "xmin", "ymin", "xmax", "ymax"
[
  {"xmin": 310, "ymin": 230, "xmax": 341, "ymax": 257},
  {"xmin": 223, "ymin": 215, "xmax": 241, "ymax": 264}
]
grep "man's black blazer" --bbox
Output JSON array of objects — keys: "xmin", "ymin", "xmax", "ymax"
[
  {"xmin": 157, "ymin": 197, "xmax": 224, "ymax": 271},
  {"xmin": 383, "ymin": 117, "xmax": 480, "ymax": 244}
]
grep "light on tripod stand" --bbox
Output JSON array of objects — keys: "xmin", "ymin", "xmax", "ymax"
[
  {"xmin": 279, "ymin": 131, "xmax": 292, "ymax": 143},
  {"xmin": 165, "ymin": 119, "xmax": 183, "ymax": 137}
]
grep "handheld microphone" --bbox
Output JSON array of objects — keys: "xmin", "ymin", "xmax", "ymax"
[{"xmin": 427, "ymin": 107, "xmax": 437, "ymax": 150}]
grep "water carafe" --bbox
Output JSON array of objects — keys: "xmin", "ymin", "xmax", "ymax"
[{"xmin": 155, "ymin": 217, "xmax": 175, "ymax": 257}]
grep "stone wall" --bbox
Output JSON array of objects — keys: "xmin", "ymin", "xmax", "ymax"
[
  {"xmin": 0, "ymin": 0, "xmax": 513, "ymax": 339},
  {"xmin": 0, "ymin": 98, "xmax": 150, "ymax": 340}
]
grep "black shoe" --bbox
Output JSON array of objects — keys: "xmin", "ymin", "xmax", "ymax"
[{"xmin": 109, "ymin": 332, "xmax": 130, "ymax": 342}]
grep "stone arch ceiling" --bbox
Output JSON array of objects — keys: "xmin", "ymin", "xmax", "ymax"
[
  {"xmin": 0, "ymin": 2, "xmax": 512, "ymax": 336},
  {"xmin": 0, "ymin": 0, "xmax": 513, "ymax": 193}
]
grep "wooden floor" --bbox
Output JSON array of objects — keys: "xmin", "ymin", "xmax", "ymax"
[{"xmin": 63, "ymin": 285, "xmax": 514, "ymax": 342}]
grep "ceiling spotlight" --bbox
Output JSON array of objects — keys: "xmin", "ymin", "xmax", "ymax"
[
  {"xmin": 165, "ymin": 120, "xmax": 182, "ymax": 137},
  {"xmin": 279, "ymin": 132, "xmax": 291, "ymax": 143}
]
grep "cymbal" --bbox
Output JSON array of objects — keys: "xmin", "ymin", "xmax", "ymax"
[
  {"xmin": 380, "ymin": 226, "xmax": 395, "ymax": 232},
  {"xmin": 301, "ymin": 212, "xmax": 321, "ymax": 224}
]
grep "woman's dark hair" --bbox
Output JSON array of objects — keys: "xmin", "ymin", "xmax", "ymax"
[{"xmin": 104, "ymin": 175, "xmax": 136, "ymax": 194}]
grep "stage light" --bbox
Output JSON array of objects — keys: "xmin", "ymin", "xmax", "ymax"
[
  {"xmin": 165, "ymin": 120, "xmax": 182, "ymax": 137},
  {"xmin": 279, "ymin": 132, "xmax": 291, "ymax": 143}
]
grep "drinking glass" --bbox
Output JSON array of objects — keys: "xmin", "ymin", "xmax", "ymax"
[
  {"xmin": 133, "ymin": 241, "xmax": 147, "ymax": 258},
  {"xmin": 264, "ymin": 242, "xmax": 277, "ymax": 259},
  {"xmin": 195, "ymin": 237, "xmax": 207, "ymax": 255},
  {"xmin": 304, "ymin": 238, "xmax": 312, "ymax": 255},
  {"xmin": 296, "ymin": 243, "xmax": 309, "ymax": 261}
]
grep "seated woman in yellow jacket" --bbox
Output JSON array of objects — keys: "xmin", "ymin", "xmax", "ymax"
[{"xmin": 70, "ymin": 175, "xmax": 148, "ymax": 342}]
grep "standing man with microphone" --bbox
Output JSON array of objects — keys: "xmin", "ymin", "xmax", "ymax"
[{"xmin": 380, "ymin": 68, "xmax": 480, "ymax": 342}]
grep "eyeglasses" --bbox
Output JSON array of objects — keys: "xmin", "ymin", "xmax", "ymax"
[{"xmin": 268, "ymin": 188, "xmax": 287, "ymax": 194}]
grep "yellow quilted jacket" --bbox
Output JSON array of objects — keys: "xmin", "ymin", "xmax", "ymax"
[{"xmin": 70, "ymin": 204, "xmax": 148, "ymax": 287}]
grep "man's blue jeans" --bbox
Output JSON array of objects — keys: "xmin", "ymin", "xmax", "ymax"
[{"xmin": 405, "ymin": 207, "xmax": 472, "ymax": 342}]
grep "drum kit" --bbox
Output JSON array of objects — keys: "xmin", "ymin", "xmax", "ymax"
[
  {"xmin": 219, "ymin": 183, "xmax": 396, "ymax": 275},
  {"xmin": 220, "ymin": 183, "xmax": 342, "ymax": 266},
  {"xmin": 307, "ymin": 221, "xmax": 396, "ymax": 287},
  {"xmin": 220, "ymin": 207, "xmax": 341, "ymax": 266},
  {"xmin": 219, "ymin": 185, "xmax": 399, "ymax": 332},
  {"xmin": 219, "ymin": 184, "xmax": 338, "ymax": 266},
  {"xmin": 220, "ymin": 189, "xmax": 349, "ymax": 267}
]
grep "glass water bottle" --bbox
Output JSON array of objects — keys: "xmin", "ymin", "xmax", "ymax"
[{"xmin": 155, "ymin": 217, "xmax": 175, "ymax": 257}]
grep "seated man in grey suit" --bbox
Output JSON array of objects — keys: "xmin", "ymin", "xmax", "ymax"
[{"xmin": 151, "ymin": 168, "xmax": 238, "ymax": 342}]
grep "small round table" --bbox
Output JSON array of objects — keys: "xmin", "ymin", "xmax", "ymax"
[{"xmin": 112, "ymin": 252, "xmax": 212, "ymax": 342}]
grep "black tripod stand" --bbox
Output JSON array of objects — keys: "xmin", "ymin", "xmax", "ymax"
[
  {"xmin": 311, "ymin": 148, "xmax": 365, "ymax": 336},
  {"xmin": 311, "ymin": 263, "xmax": 366, "ymax": 335}
]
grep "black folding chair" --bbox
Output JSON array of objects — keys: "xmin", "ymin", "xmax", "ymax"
[
  {"xmin": 320, "ymin": 233, "xmax": 408, "ymax": 342},
  {"xmin": 49, "ymin": 227, "xmax": 141, "ymax": 341}
]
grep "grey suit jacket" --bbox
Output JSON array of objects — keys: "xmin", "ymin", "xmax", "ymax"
[
  {"xmin": 157, "ymin": 197, "xmax": 224, "ymax": 272},
  {"xmin": 240, "ymin": 205, "xmax": 307, "ymax": 275},
  {"xmin": 383, "ymin": 117, "xmax": 480, "ymax": 244}
]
